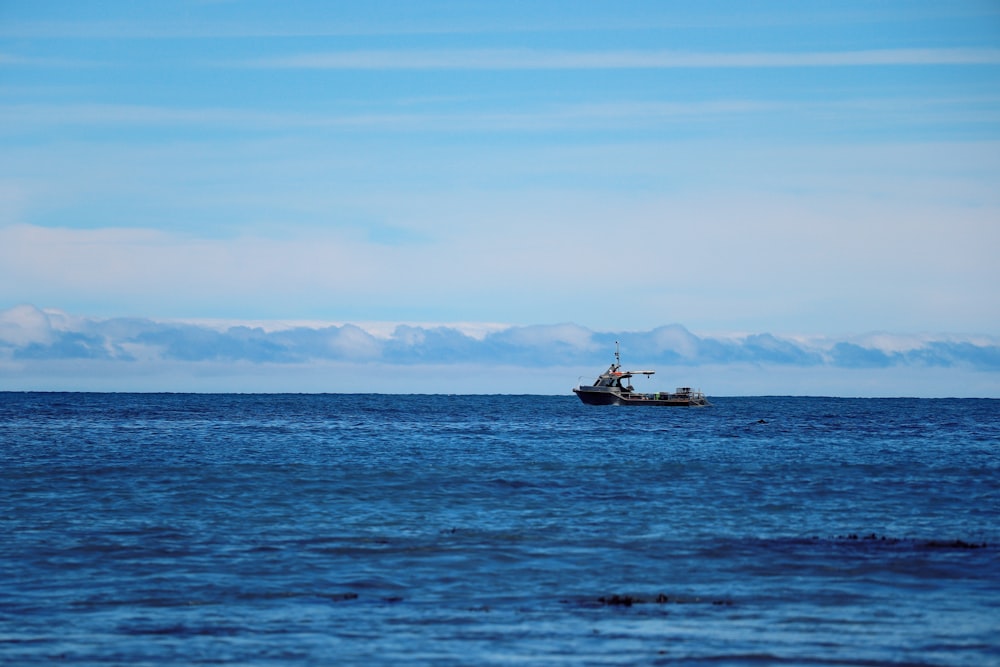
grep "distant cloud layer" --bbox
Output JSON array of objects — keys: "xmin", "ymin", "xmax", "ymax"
[{"xmin": 2, "ymin": 304, "xmax": 996, "ymax": 373}]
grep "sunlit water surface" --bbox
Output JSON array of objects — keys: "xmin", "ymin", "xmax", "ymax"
[{"xmin": 1, "ymin": 393, "xmax": 998, "ymax": 665}]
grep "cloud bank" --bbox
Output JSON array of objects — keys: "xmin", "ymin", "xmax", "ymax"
[{"xmin": 1, "ymin": 305, "xmax": 997, "ymax": 397}]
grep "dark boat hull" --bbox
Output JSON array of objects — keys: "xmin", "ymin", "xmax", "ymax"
[{"xmin": 573, "ymin": 388, "xmax": 707, "ymax": 407}]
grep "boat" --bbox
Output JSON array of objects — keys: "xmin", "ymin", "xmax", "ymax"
[{"xmin": 573, "ymin": 343, "xmax": 710, "ymax": 407}]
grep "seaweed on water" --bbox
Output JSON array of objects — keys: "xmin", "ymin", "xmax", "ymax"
[
  {"xmin": 321, "ymin": 592, "xmax": 359, "ymax": 602},
  {"xmin": 924, "ymin": 539, "xmax": 988, "ymax": 549},
  {"xmin": 598, "ymin": 594, "xmax": 641, "ymax": 606},
  {"xmin": 596, "ymin": 593, "xmax": 733, "ymax": 607},
  {"xmin": 835, "ymin": 533, "xmax": 988, "ymax": 549},
  {"xmin": 838, "ymin": 533, "xmax": 901, "ymax": 544}
]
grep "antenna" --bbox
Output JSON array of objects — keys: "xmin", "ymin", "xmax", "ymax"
[{"xmin": 615, "ymin": 340, "xmax": 620, "ymax": 367}]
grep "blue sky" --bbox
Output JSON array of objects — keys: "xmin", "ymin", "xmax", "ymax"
[{"xmin": 1, "ymin": 1, "xmax": 998, "ymax": 395}]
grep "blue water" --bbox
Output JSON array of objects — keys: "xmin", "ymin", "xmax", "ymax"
[{"xmin": 1, "ymin": 393, "xmax": 998, "ymax": 666}]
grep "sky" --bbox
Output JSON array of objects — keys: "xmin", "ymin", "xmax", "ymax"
[{"xmin": 1, "ymin": 1, "xmax": 999, "ymax": 396}]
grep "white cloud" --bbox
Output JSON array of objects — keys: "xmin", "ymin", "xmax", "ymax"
[
  {"xmin": 492, "ymin": 323, "xmax": 596, "ymax": 350},
  {"xmin": 647, "ymin": 325, "xmax": 701, "ymax": 360},
  {"xmin": 325, "ymin": 324, "xmax": 381, "ymax": 360},
  {"xmin": 0, "ymin": 303, "xmax": 55, "ymax": 346}
]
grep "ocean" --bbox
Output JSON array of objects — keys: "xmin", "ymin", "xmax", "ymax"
[{"xmin": 1, "ymin": 393, "xmax": 997, "ymax": 666}]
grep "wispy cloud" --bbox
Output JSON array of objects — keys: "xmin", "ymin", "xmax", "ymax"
[
  {"xmin": 0, "ymin": 52, "xmax": 96, "ymax": 67},
  {"xmin": 0, "ymin": 100, "xmax": 778, "ymax": 128},
  {"xmin": 247, "ymin": 48, "xmax": 1000, "ymax": 70},
  {"xmin": 4, "ymin": 96, "xmax": 996, "ymax": 137},
  {"xmin": 2, "ymin": 4, "xmax": 996, "ymax": 42}
]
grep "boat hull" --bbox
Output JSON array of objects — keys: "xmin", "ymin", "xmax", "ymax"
[{"xmin": 573, "ymin": 387, "xmax": 708, "ymax": 407}]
